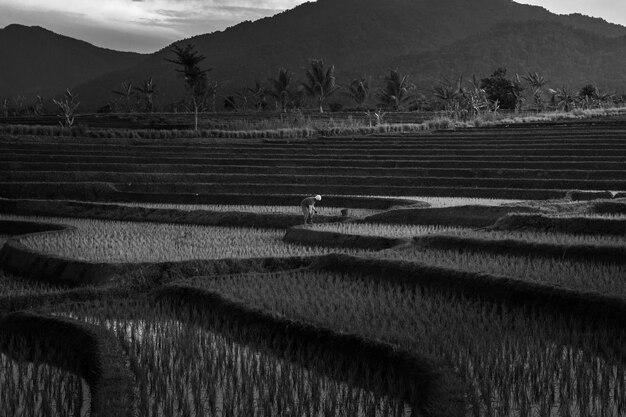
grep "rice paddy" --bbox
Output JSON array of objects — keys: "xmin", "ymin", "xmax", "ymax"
[
  {"xmin": 376, "ymin": 246, "xmax": 626, "ymax": 298},
  {"xmin": 2, "ymin": 123, "xmax": 626, "ymax": 416},
  {"xmin": 106, "ymin": 202, "xmax": 382, "ymax": 218},
  {"xmin": 54, "ymin": 298, "xmax": 411, "ymax": 417},
  {"xmin": 0, "ymin": 344, "xmax": 89, "ymax": 417},
  {"xmin": 0, "ymin": 270, "xmax": 66, "ymax": 297},
  {"xmin": 2, "ymin": 215, "xmax": 368, "ymax": 262},
  {"xmin": 185, "ymin": 269, "xmax": 626, "ymax": 417},
  {"xmin": 310, "ymin": 221, "xmax": 626, "ymax": 246}
]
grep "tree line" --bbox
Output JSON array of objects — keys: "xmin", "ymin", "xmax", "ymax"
[{"xmin": 2, "ymin": 43, "xmax": 625, "ymax": 129}]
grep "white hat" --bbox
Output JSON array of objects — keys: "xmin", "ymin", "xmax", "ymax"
[{"xmin": 315, "ymin": 195, "xmax": 322, "ymax": 200}]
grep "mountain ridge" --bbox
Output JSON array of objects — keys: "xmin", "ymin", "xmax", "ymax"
[
  {"xmin": 2, "ymin": 0, "xmax": 626, "ymax": 110},
  {"xmin": 0, "ymin": 24, "xmax": 145, "ymax": 100}
]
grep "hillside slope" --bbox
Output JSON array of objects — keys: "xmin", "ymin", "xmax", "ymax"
[
  {"xmin": 0, "ymin": 24, "xmax": 144, "ymax": 99},
  {"xmin": 5, "ymin": 0, "xmax": 626, "ymax": 109},
  {"xmin": 393, "ymin": 21, "xmax": 626, "ymax": 92}
]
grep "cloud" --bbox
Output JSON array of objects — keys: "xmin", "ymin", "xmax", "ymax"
[
  {"xmin": 0, "ymin": 0, "xmax": 310, "ymax": 52},
  {"xmin": 514, "ymin": 0, "xmax": 626, "ymax": 26}
]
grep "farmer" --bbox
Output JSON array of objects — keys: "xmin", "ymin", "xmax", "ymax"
[{"xmin": 301, "ymin": 195, "xmax": 321, "ymax": 224}]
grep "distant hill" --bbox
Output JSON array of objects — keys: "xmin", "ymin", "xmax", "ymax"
[
  {"xmin": 4, "ymin": 0, "xmax": 626, "ymax": 110},
  {"xmin": 392, "ymin": 20, "xmax": 626, "ymax": 93},
  {"xmin": 0, "ymin": 24, "xmax": 144, "ymax": 100}
]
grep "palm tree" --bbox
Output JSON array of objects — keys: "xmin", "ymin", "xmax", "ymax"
[
  {"xmin": 549, "ymin": 87, "xmax": 576, "ymax": 112},
  {"xmin": 165, "ymin": 43, "xmax": 211, "ymax": 130},
  {"xmin": 135, "ymin": 77, "xmax": 156, "ymax": 112},
  {"xmin": 345, "ymin": 78, "xmax": 370, "ymax": 108},
  {"xmin": 301, "ymin": 59, "xmax": 340, "ymax": 113},
  {"xmin": 522, "ymin": 72, "xmax": 548, "ymax": 111},
  {"xmin": 268, "ymin": 68, "xmax": 295, "ymax": 112},
  {"xmin": 433, "ymin": 75, "xmax": 463, "ymax": 113},
  {"xmin": 377, "ymin": 69, "xmax": 414, "ymax": 111}
]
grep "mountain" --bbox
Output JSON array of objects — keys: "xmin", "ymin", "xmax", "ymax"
[
  {"xmin": 5, "ymin": 0, "xmax": 626, "ymax": 110},
  {"xmin": 0, "ymin": 24, "xmax": 144, "ymax": 99},
  {"xmin": 392, "ymin": 20, "xmax": 626, "ymax": 93}
]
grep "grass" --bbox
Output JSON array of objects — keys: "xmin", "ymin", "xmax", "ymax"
[
  {"xmin": 2, "ymin": 215, "xmax": 368, "ymax": 262},
  {"xmin": 310, "ymin": 223, "xmax": 465, "ymax": 239},
  {"xmin": 0, "ymin": 341, "xmax": 88, "ymax": 417},
  {"xmin": 3, "ymin": 107, "xmax": 625, "ymax": 139},
  {"xmin": 0, "ymin": 270, "xmax": 67, "ymax": 297},
  {"xmin": 106, "ymin": 202, "xmax": 381, "ymax": 218},
  {"xmin": 185, "ymin": 269, "xmax": 626, "ymax": 417},
  {"xmin": 376, "ymin": 246, "xmax": 626, "ymax": 298},
  {"xmin": 56, "ymin": 297, "xmax": 412, "ymax": 417},
  {"xmin": 310, "ymin": 222, "xmax": 626, "ymax": 246}
]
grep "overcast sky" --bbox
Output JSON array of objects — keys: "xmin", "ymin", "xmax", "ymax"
[{"xmin": 0, "ymin": 0, "xmax": 625, "ymax": 54}]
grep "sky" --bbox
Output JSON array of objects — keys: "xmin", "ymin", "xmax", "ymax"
[{"xmin": 0, "ymin": 0, "xmax": 625, "ymax": 54}]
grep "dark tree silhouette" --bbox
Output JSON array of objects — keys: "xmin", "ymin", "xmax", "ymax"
[
  {"xmin": 345, "ymin": 78, "xmax": 370, "ymax": 108},
  {"xmin": 135, "ymin": 77, "xmax": 156, "ymax": 112},
  {"xmin": 248, "ymin": 81, "xmax": 268, "ymax": 111},
  {"xmin": 377, "ymin": 69, "xmax": 414, "ymax": 111},
  {"xmin": 165, "ymin": 43, "xmax": 212, "ymax": 130},
  {"xmin": 112, "ymin": 81, "xmax": 134, "ymax": 112},
  {"xmin": 301, "ymin": 59, "xmax": 340, "ymax": 113},
  {"xmin": 480, "ymin": 67, "xmax": 523, "ymax": 110},
  {"xmin": 268, "ymin": 68, "xmax": 295, "ymax": 112}
]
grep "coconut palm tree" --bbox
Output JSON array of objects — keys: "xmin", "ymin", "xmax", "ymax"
[
  {"xmin": 433, "ymin": 75, "xmax": 464, "ymax": 113},
  {"xmin": 268, "ymin": 68, "xmax": 295, "ymax": 112},
  {"xmin": 522, "ymin": 72, "xmax": 548, "ymax": 111},
  {"xmin": 165, "ymin": 43, "xmax": 211, "ymax": 130},
  {"xmin": 345, "ymin": 78, "xmax": 370, "ymax": 108},
  {"xmin": 377, "ymin": 70, "xmax": 414, "ymax": 111},
  {"xmin": 301, "ymin": 59, "xmax": 340, "ymax": 113}
]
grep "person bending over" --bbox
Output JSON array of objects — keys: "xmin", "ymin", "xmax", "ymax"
[{"xmin": 301, "ymin": 195, "xmax": 321, "ymax": 224}]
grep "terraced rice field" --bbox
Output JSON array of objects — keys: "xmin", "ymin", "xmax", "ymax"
[
  {"xmin": 2, "ymin": 215, "xmax": 366, "ymax": 262},
  {"xmin": 2, "ymin": 120, "xmax": 626, "ymax": 417},
  {"xmin": 2, "ymin": 122, "xmax": 626, "ymax": 202},
  {"xmin": 310, "ymin": 221, "xmax": 626, "ymax": 245},
  {"xmin": 106, "ymin": 202, "xmax": 381, "ymax": 218}
]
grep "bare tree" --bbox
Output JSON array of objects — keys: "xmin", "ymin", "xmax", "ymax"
[{"xmin": 52, "ymin": 89, "xmax": 80, "ymax": 128}]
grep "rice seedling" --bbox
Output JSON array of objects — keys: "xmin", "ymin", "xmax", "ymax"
[
  {"xmin": 186, "ymin": 269, "xmax": 626, "ymax": 417},
  {"xmin": 377, "ymin": 196, "xmax": 524, "ymax": 208},
  {"xmin": 55, "ymin": 298, "xmax": 411, "ymax": 417},
  {"xmin": 103, "ymin": 202, "xmax": 381, "ymax": 218},
  {"xmin": 0, "ymin": 338, "xmax": 89, "ymax": 417},
  {"xmin": 311, "ymin": 221, "xmax": 626, "ymax": 246},
  {"xmin": 375, "ymin": 247, "xmax": 626, "ymax": 298},
  {"xmin": 310, "ymin": 223, "xmax": 467, "ymax": 239},
  {"xmin": 0, "ymin": 215, "xmax": 368, "ymax": 262},
  {"xmin": 0, "ymin": 270, "xmax": 67, "ymax": 297}
]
